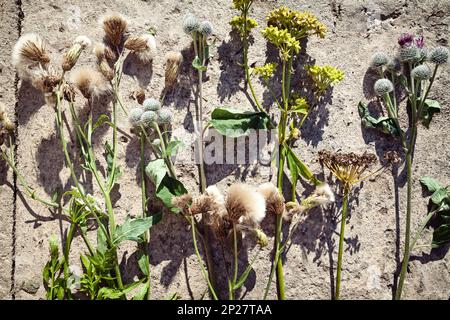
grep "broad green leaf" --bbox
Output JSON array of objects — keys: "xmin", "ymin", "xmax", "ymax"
[
  {"xmin": 420, "ymin": 99, "xmax": 441, "ymax": 129},
  {"xmin": 145, "ymin": 160, "xmax": 187, "ymax": 213},
  {"xmin": 138, "ymin": 252, "xmax": 150, "ymax": 276},
  {"xmin": 132, "ymin": 282, "xmax": 150, "ymax": 300},
  {"xmin": 192, "ymin": 56, "xmax": 207, "ymax": 71},
  {"xmin": 432, "ymin": 224, "xmax": 450, "ymax": 248},
  {"xmin": 431, "ymin": 188, "xmax": 449, "ymax": 205},
  {"xmin": 420, "ymin": 176, "xmax": 443, "ymax": 193},
  {"xmin": 358, "ymin": 101, "xmax": 399, "ymax": 136},
  {"xmin": 164, "ymin": 140, "xmax": 183, "ymax": 158},
  {"xmin": 210, "ymin": 107, "xmax": 273, "ymax": 138},
  {"xmin": 285, "ymin": 145, "xmax": 298, "ymax": 192},
  {"xmin": 113, "ymin": 216, "xmax": 156, "ymax": 245}
]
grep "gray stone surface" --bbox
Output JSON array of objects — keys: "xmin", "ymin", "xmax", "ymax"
[{"xmin": 0, "ymin": 0, "xmax": 449, "ymax": 299}]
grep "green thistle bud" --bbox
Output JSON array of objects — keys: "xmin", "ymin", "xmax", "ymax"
[
  {"xmin": 374, "ymin": 79, "xmax": 394, "ymax": 96},
  {"xmin": 199, "ymin": 21, "xmax": 213, "ymax": 37},
  {"xmin": 399, "ymin": 46, "xmax": 419, "ymax": 63},
  {"xmin": 371, "ymin": 52, "xmax": 389, "ymax": 68},
  {"xmin": 143, "ymin": 98, "xmax": 161, "ymax": 111},
  {"xmin": 182, "ymin": 13, "xmax": 199, "ymax": 34},
  {"xmin": 157, "ymin": 108, "xmax": 173, "ymax": 124},
  {"xmin": 411, "ymin": 64, "xmax": 431, "ymax": 80},
  {"xmin": 429, "ymin": 46, "xmax": 449, "ymax": 65},
  {"xmin": 141, "ymin": 111, "xmax": 157, "ymax": 128},
  {"xmin": 129, "ymin": 108, "xmax": 144, "ymax": 127}
]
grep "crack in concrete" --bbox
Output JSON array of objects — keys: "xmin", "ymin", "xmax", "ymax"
[{"xmin": 10, "ymin": 0, "xmax": 23, "ymax": 300}]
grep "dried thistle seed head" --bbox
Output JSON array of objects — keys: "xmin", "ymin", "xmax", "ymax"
[
  {"xmin": 152, "ymin": 139, "xmax": 161, "ymax": 147},
  {"xmin": 199, "ymin": 21, "xmax": 213, "ymax": 37},
  {"xmin": 319, "ymin": 150, "xmax": 377, "ymax": 186},
  {"xmin": 0, "ymin": 103, "xmax": 6, "ymax": 120},
  {"xmin": 30, "ymin": 65, "xmax": 61, "ymax": 93},
  {"xmin": 62, "ymin": 83, "xmax": 76, "ymax": 102},
  {"xmin": 311, "ymin": 183, "xmax": 335, "ymax": 204},
  {"xmin": 257, "ymin": 183, "xmax": 285, "ymax": 216},
  {"xmin": 3, "ymin": 117, "xmax": 16, "ymax": 133},
  {"xmin": 12, "ymin": 33, "xmax": 50, "ymax": 79},
  {"xmin": 44, "ymin": 92, "xmax": 56, "ymax": 106},
  {"xmin": 93, "ymin": 42, "xmax": 107, "ymax": 60},
  {"xmin": 383, "ymin": 150, "xmax": 402, "ymax": 165},
  {"xmin": 156, "ymin": 108, "xmax": 173, "ymax": 124},
  {"xmin": 374, "ymin": 78, "xmax": 394, "ymax": 96},
  {"xmin": 143, "ymin": 98, "xmax": 161, "ymax": 112},
  {"xmin": 411, "ymin": 64, "xmax": 431, "ymax": 80},
  {"xmin": 429, "ymin": 46, "xmax": 449, "ymax": 65},
  {"xmin": 371, "ymin": 52, "xmax": 389, "ymax": 68},
  {"xmin": 172, "ymin": 194, "xmax": 193, "ymax": 215},
  {"xmin": 71, "ymin": 67, "xmax": 111, "ymax": 99},
  {"xmin": 128, "ymin": 107, "xmax": 144, "ymax": 127},
  {"xmin": 124, "ymin": 34, "xmax": 157, "ymax": 63},
  {"xmin": 164, "ymin": 51, "xmax": 183, "ymax": 89},
  {"xmin": 399, "ymin": 45, "xmax": 420, "ymax": 63},
  {"xmin": 97, "ymin": 59, "xmax": 115, "ymax": 81},
  {"xmin": 226, "ymin": 183, "xmax": 266, "ymax": 227},
  {"xmin": 190, "ymin": 194, "xmax": 222, "ymax": 217},
  {"xmin": 206, "ymin": 185, "xmax": 225, "ymax": 207},
  {"xmin": 182, "ymin": 13, "xmax": 200, "ymax": 34},
  {"xmin": 62, "ymin": 35, "xmax": 92, "ymax": 71},
  {"xmin": 100, "ymin": 13, "xmax": 128, "ymax": 47},
  {"xmin": 130, "ymin": 89, "xmax": 146, "ymax": 105},
  {"xmin": 140, "ymin": 110, "xmax": 157, "ymax": 128}
]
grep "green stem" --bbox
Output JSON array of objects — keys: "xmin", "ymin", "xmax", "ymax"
[
  {"xmin": 409, "ymin": 208, "xmax": 438, "ymax": 253},
  {"xmin": 335, "ymin": 187, "xmax": 350, "ymax": 300},
  {"xmin": 231, "ymin": 225, "xmax": 239, "ymax": 300}
]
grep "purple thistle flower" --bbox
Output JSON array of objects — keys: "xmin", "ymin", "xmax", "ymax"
[
  {"xmin": 415, "ymin": 36, "xmax": 425, "ymax": 48},
  {"xmin": 398, "ymin": 33, "xmax": 414, "ymax": 47}
]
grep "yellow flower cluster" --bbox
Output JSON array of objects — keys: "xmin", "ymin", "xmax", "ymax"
[
  {"xmin": 253, "ymin": 62, "xmax": 277, "ymax": 81},
  {"xmin": 230, "ymin": 16, "xmax": 258, "ymax": 36},
  {"xmin": 306, "ymin": 65, "xmax": 344, "ymax": 94},
  {"xmin": 261, "ymin": 26, "xmax": 301, "ymax": 61},
  {"xmin": 232, "ymin": 0, "xmax": 253, "ymax": 11},
  {"xmin": 290, "ymin": 96, "xmax": 309, "ymax": 114},
  {"xmin": 267, "ymin": 6, "xmax": 327, "ymax": 39}
]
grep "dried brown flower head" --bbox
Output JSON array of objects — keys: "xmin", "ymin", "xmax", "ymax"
[
  {"xmin": 71, "ymin": 67, "xmax": 111, "ymax": 99},
  {"xmin": 100, "ymin": 13, "xmax": 128, "ymax": 47},
  {"xmin": 93, "ymin": 43, "xmax": 115, "ymax": 81},
  {"xmin": 383, "ymin": 150, "xmax": 402, "ymax": 165},
  {"xmin": 319, "ymin": 150, "xmax": 377, "ymax": 188},
  {"xmin": 225, "ymin": 183, "xmax": 266, "ymax": 227},
  {"xmin": 31, "ymin": 65, "xmax": 61, "ymax": 93},
  {"xmin": 62, "ymin": 35, "xmax": 91, "ymax": 72},
  {"xmin": 62, "ymin": 83, "xmax": 76, "ymax": 102},
  {"xmin": 257, "ymin": 183, "xmax": 285, "ymax": 216},
  {"xmin": 164, "ymin": 51, "xmax": 183, "ymax": 90},
  {"xmin": 129, "ymin": 89, "xmax": 146, "ymax": 105},
  {"xmin": 172, "ymin": 194, "xmax": 193, "ymax": 215},
  {"xmin": 124, "ymin": 34, "xmax": 157, "ymax": 63}
]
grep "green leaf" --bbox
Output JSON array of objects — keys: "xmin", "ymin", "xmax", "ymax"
[
  {"xmin": 420, "ymin": 176, "xmax": 443, "ymax": 193},
  {"xmin": 132, "ymin": 282, "xmax": 150, "ymax": 300},
  {"xmin": 138, "ymin": 252, "xmax": 149, "ymax": 276},
  {"xmin": 164, "ymin": 140, "xmax": 183, "ymax": 158},
  {"xmin": 96, "ymin": 228, "xmax": 108, "ymax": 255},
  {"xmin": 285, "ymin": 145, "xmax": 321, "ymax": 186},
  {"xmin": 358, "ymin": 101, "xmax": 399, "ymax": 136},
  {"xmin": 113, "ymin": 216, "xmax": 156, "ymax": 245},
  {"xmin": 210, "ymin": 107, "xmax": 274, "ymax": 138},
  {"xmin": 98, "ymin": 287, "xmax": 124, "ymax": 300},
  {"xmin": 432, "ymin": 224, "xmax": 450, "ymax": 248},
  {"xmin": 420, "ymin": 99, "xmax": 441, "ymax": 129},
  {"xmin": 285, "ymin": 145, "xmax": 298, "ymax": 192},
  {"xmin": 145, "ymin": 159, "xmax": 187, "ymax": 213},
  {"xmin": 431, "ymin": 188, "xmax": 449, "ymax": 205},
  {"xmin": 93, "ymin": 114, "xmax": 110, "ymax": 131},
  {"xmin": 192, "ymin": 56, "xmax": 207, "ymax": 71}
]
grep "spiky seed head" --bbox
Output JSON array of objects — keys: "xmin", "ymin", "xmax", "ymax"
[
  {"xmin": 411, "ymin": 64, "xmax": 431, "ymax": 80},
  {"xmin": 374, "ymin": 78, "xmax": 394, "ymax": 96},
  {"xmin": 140, "ymin": 111, "xmax": 157, "ymax": 128},
  {"xmin": 182, "ymin": 13, "xmax": 200, "ymax": 34},
  {"xmin": 399, "ymin": 46, "xmax": 420, "ymax": 63},
  {"xmin": 371, "ymin": 52, "xmax": 389, "ymax": 68},
  {"xmin": 98, "ymin": 59, "xmax": 114, "ymax": 81},
  {"xmin": 128, "ymin": 108, "xmax": 144, "ymax": 127},
  {"xmin": 156, "ymin": 108, "xmax": 173, "ymax": 124},
  {"xmin": 143, "ymin": 98, "xmax": 161, "ymax": 111},
  {"xmin": 429, "ymin": 46, "xmax": 449, "ymax": 65},
  {"xmin": 124, "ymin": 34, "xmax": 157, "ymax": 63},
  {"xmin": 12, "ymin": 33, "xmax": 50, "ymax": 80},
  {"xmin": 199, "ymin": 21, "xmax": 213, "ymax": 36}
]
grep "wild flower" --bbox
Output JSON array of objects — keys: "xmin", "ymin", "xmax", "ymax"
[
  {"xmin": 182, "ymin": 13, "xmax": 200, "ymax": 34},
  {"xmin": 371, "ymin": 52, "xmax": 389, "ymax": 68},
  {"xmin": 306, "ymin": 65, "xmax": 345, "ymax": 95},
  {"xmin": 374, "ymin": 78, "xmax": 394, "ymax": 96},
  {"xmin": 253, "ymin": 63, "xmax": 277, "ymax": 81},
  {"xmin": 411, "ymin": 64, "xmax": 431, "ymax": 80},
  {"xmin": 12, "ymin": 33, "xmax": 50, "ymax": 79},
  {"xmin": 100, "ymin": 13, "xmax": 128, "ymax": 47},
  {"xmin": 143, "ymin": 98, "xmax": 161, "ymax": 112},
  {"xmin": 229, "ymin": 16, "xmax": 258, "ymax": 36}
]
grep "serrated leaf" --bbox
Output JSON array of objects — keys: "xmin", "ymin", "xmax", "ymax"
[
  {"xmin": 358, "ymin": 101, "xmax": 399, "ymax": 136},
  {"xmin": 113, "ymin": 216, "xmax": 156, "ymax": 245},
  {"xmin": 420, "ymin": 176, "xmax": 443, "ymax": 193},
  {"xmin": 97, "ymin": 228, "xmax": 108, "ymax": 255},
  {"xmin": 210, "ymin": 107, "xmax": 274, "ymax": 138}
]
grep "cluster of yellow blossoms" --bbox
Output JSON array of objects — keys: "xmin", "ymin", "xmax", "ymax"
[{"xmin": 305, "ymin": 65, "xmax": 345, "ymax": 94}]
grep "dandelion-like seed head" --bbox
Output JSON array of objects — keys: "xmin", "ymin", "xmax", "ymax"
[
  {"xmin": 143, "ymin": 98, "xmax": 161, "ymax": 112},
  {"xmin": 257, "ymin": 183, "xmax": 285, "ymax": 216},
  {"xmin": 30, "ymin": 65, "xmax": 61, "ymax": 93},
  {"xmin": 226, "ymin": 183, "xmax": 266, "ymax": 227},
  {"xmin": 411, "ymin": 64, "xmax": 431, "ymax": 80},
  {"xmin": 71, "ymin": 67, "xmax": 111, "ymax": 99},
  {"xmin": 128, "ymin": 107, "xmax": 144, "ymax": 127},
  {"xmin": 371, "ymin": 52, "xmax": 389, "ymax": 68},
  {"xmin": 199, "ymin": 21, "xmax": 213, "ymax": 37},
  {"xmin": 124, "ymin": 34, "xmax": 157, "ymax": 63},
  {"xmin": 156, "ymin": 108, "xmax": 173, "ymax": 124},
  {"xmin": 100, "ymin": 13, "xmax": 128, "ymax": 47},
  {"xmin": 182, "ymin": 13, "xmax": 200, "ymax": 34},
  {"xmin": 429, "ymin": 46, "xmax": 449, "ymax": 65},
  {"xmin": 12, "ymin": 33, "xmax": 50, "ymax": 80},
  {"xmin": 140, "ymin": 110, "xmax": 157, "ymax": 128},
  {"xmin": 374, "ymin": 78, "xmax": 394, "ymax": 96}
]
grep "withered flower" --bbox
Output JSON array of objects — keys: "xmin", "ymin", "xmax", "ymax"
[
  {"xmin": 100, "ymin": 13, "xmax": 128, "ymax": 47},
  {"xmin": 164, "ymin": 51, "xmax": 183, "ymax": 90},
  {"xmin": 62, "ymin": 35, "xmax": 91, "ymax": 72},
  {"xmin": 71, "ymin": 67, "xmax": 111, "ymax": 99},
  {"xmin": 12, "ymin": 33, "xmax": 50, "ymax": 79},
  {"xmin": 124, "ymin": 34, "xmax": 157, "ymax": 63}
]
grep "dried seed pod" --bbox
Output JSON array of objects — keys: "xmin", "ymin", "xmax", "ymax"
[
  {"xmin": 164, "ymin": 51, "xmax": 183, "ymax": 90},
  {"xmin": 100, "ymin": 13, "xmax": 128, "ymax": 47},
  {"xmin": 62, "ymin": 35, "xmax": 91, "ymax": 72}
]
